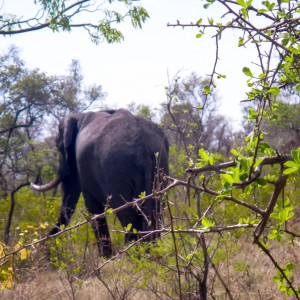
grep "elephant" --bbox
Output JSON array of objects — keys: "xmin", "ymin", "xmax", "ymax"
[{"xmin": 31, "ymin": 109, "xmax": 169, "ymax": 257}]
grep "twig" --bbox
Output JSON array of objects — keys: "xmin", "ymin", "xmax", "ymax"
[
  {"xmin": 166, "ymin": 196, "xmax": 183, "ymax": 299},
  {"xmin": 255, "ymin": 239, "xmax": 300, "ymax": 299}
]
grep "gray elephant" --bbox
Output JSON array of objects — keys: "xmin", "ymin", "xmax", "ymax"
[{"xmin": 31, "ymin": 109, "xmax": 169, "ymax": 257}]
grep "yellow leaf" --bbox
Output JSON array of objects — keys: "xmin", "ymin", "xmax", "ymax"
[
  {"xmin": 5, "ymin": 279, "xmax": 13, "ymax": 289},
  {"xmin": 19, "ymin": 248, "xmax": 27, "ymax": 260},
  {"xmin": 0, "ymin": 243, "xmax": 5, "ymax": 257},
  {"xmin": 1, "ymin": 268, "xmax": 14, "ymax": 290},
  {"xmin": 14, "ymin": 243, "xmax": 21, "ymax": 251},
  {"xmin": 39, "ymin": 222, "xmax": 48, "ymax": 229}
]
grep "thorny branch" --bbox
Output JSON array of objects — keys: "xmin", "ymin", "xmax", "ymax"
[
  {"xmin": 186, "ymin": 154, "xmax": 292, "ymax": 189},
  {"xmin": 167, "ymin": 7, "xmax": 300, "ymax": 59},
  {"xmin": 254, "ymin": 171, "xmax": 288, "ymax": 240},
  {"xmin": 255, "ymin": 239, "xmax": 300, "ymax": 300}
]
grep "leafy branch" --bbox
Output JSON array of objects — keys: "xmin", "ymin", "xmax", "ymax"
[{"xmin": 0, "ymin": 0, "xmax": 149, "ymax": 44}]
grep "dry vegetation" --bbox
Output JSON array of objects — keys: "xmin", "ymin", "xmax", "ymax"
[
  {"xmin": 1, "ymin": 174, "xmax": 300, "ymax": 299},
  {"xmin": 1, "ymin": 229, "xmax": 300, "ymax": 299}
]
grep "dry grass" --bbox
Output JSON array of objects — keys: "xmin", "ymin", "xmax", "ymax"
[
  {"xmin": 1, "ymin": 267, "xmax": 154, "ymax": 300},
  {"xmin": 214, "ymin": 238, "xmax": 300, "ymax": 299},
  {"xmin": 1, "ymin": 235, "xmax": 300, "ymax": 299}
]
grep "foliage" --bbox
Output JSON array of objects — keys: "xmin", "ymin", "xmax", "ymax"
[
  {"xmin": 0, "ymin": 0, "xmax": 149, "ymax": 44},
  {"xmin": 126, "ymin": 103, "xmax": 156, "ymax": 120},
  {"xmin": 162, "ymin": 72, "xmax": 235, "ymax": 159}
]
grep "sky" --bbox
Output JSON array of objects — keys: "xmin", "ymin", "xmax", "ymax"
[{"xmin": 1, "ymin": 0, "xmax": 257, "ymax": 126}]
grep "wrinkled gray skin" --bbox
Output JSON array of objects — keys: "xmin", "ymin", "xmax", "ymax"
[{"xmin": 32, "ymin": 109, "xmax": 169, "ymax": 257}]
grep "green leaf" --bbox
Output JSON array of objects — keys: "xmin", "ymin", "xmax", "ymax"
[
  {"xmin": 246, "ymin": 0, "xmax": 252, "ymax": 7},
  {"xmin": 286, "ymin": 263, "xmax": 294, "ymax": 272},
  {"xmin": 203, "ymin": 0, "xmax": 215, "ymax": 9},
  {"xmin": 284, "ymin": 156, "xmax": 300, "ymax": 175},
  {"xmin": 198, "ymin": 148, "xmax": 214, "ymax": 165},
  {"xmin": 201, "ymin": 216, "xmax": 215, "ymax": 228},
  {"xmin": 236, "ymin": 0, "xmax": 245, "ymax": 7},
  {"xmin": 262, "ymin": 0, "xmax": 276, "ymax": 10},
  {"xmin": 282, "ymin": 38, "xmax": 289, "ymax": 47},
  {"xmin": 291, "ymin": 148, "xmax": 300, "ymax": 163},
  {"xmin": 268, "ymin": 86, "xmax": 280, "ymax": 95},
  {"xmin": 238, "ymin": 37, "xmax": 244, "ymax": 46},
  {"xmin": 243, "ymin": 67, "xmax": 253, "ymax": 77},
  {"xmin": 139, "ymin": 191, "xmax": 146, "ymax": 198},
  {"xmin": 257, "ymin": 8, "xmax": 268, "ymax": 13},
  {"xmin": 203, "ymin": 85, "xmax": 211, "ymax": 95},
  {"xmin": 233, "ymin": 165, "xmax": 240, "ymax": 182},
  {"xmin": 220, "ymin": 173, "xmax": 234, "ymax": 184},
  {"xmin": 248, "ymin": 108, "xmax": 258, "ymax": 120},
  {"xmin": 199, "ymin": 148, "xmax": 209, "ymax": 161},
  {"xmin": 126, "ymin": 223, "xmax": 132, "ymax": 231},
  {"xmin": 267, "ymin": 229, "xmax": 279, "ymax": 240},
  {"xmin": 283, "ymin": 167, "xmax": 299, "ymax": 175},
  {"xmin": 258, "ymin": 142, "xmax": 271, "ymax": 154},
  {"xmin": 197, "ymin": 18, "xmax": 203, "ymax": 25},
  {"xmin": 216, "ymin": 189, "xmax": 231, "ymax": 201},
  {"xmin": 106, "ymin": 208, "xmax": 113, "ymax": 214},
  {"xmin": 284, "ymin": 161, "xmax": 299, "ymax": 168},
  {"xmin": 241, "ymin": 8, "xmax": 248, "ymax": 18},
  {"xmin": 201, "ymin": 216, "xmax": 210, "ymax": 228},
  {"xmin": 231, "ymin": 149, "xmax": 239, "ymax": 156}
]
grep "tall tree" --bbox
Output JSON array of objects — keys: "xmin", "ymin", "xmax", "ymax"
[
  {"xmin": 162, "ymin": 72, "xmax": 234, "ymax": 158},
  {"xmin": 127, "ymin": 102, "xmax": 155, "ymax": 120},
  {"xmin": 262, "ymin": 100, "xmax": 300, "ymax": 152},
  {"xmin": 0, "ymin": 47, "xmax": 106, "ymax": 243}
]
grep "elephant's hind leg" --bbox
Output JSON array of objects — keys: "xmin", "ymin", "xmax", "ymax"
[
  {"xmin": 91, "ymin": 218, "xmax": 112, "ymax": 258},
  {"xmin": 82, "ymin": 190, "xmax": 112, "ymax": 257}
]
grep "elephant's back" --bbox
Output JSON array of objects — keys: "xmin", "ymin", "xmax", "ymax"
[
  {"xmin": 75, "ymin": 110, "xmax": 148, "ymax": 198},
  {"xmin": 76, "ymin": 108, "xmax": 168, "ymax": 175},
  {"xmin": 74, "ymin": 109, "xmax": 168, "ymax": 199},
  {"xmin": 75, "ymin": 109, "xmax": 143, "ymax": 169}
]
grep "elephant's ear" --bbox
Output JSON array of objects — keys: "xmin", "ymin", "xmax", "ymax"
[
  {"xmin": 62, "ymin": 116, "xmax": 77, "ymax": 149},
  {"xmin": 56, "ymin": 116, "xmax": 77, "ymax": 177}
]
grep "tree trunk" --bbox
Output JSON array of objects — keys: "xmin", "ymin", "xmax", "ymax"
[{"xmin": 4, "ymin": 183, "xmax": 29, "ymax": 244}]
